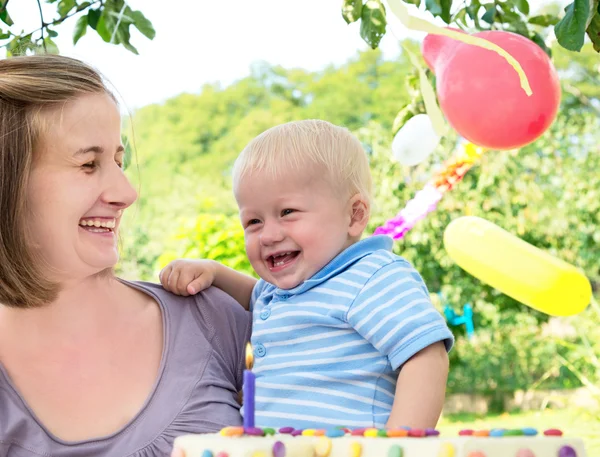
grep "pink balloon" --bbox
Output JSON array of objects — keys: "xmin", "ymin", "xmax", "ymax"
[{"xmin": 422, "ymin": 30, "xmax": 561, "ymax": 150}]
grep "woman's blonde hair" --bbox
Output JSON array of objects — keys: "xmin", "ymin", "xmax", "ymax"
[
  {"xmin": 0, "ymin": 54, "xmax": 114, "ymax": 308},
  {"xmin": 232, "ymin": 119, "xmax": 372, "ymax": 207}
]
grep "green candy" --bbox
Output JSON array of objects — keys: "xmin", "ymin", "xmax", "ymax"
[
  {"xmin": 377, "ymin": 429, "xmax": 388, "ymax": 437},
  {"xmin": 504, "ymin": 429, "xmax": 525, "ymax": 436},
  {"xmin": 263, "ymin": 428, "xmax": 276, "ymax": 436},
  {"xmin": 387, "ymin": 445, "xmax": 403, "ymax": 457}
]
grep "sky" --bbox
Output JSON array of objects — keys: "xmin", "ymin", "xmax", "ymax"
[{"xmin": 4, "ymin": 0, "xmax": 556, "ymax": 110}]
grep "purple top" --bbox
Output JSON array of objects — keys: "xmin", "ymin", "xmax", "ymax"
[{"xmin": 0, "ymin": 280, "xmax": 252, "ymax": 456}]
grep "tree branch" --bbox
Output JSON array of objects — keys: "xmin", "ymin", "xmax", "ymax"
[
  {"xmin": 35, "ymin": 0, "xmax": 46, "ymax": 52},
  {"xmin": 0, "ymin": 0, "xmax": 102, "ymax": 49}
]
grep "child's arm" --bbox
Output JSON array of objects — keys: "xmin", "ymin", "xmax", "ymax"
[
  {"xmin": 385, "ymin": 342, "xmax": 449, "ymax": 429},
  {"xmin": 160, "ymin": 259, "xmax": 257, "ymax": 310}
]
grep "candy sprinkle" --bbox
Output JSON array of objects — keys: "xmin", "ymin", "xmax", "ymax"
[
  {"xmin": 522, "ymin": 427, "xmax": 538, "ymax": 436},
  {"xmin": 515, "ymin": 449, "xmax": 535, "ymax": 457},
  {"xmin": 364, "ymin": 428, "xmax": 379, "ymax": 438},
  {"xmin": 387, "ymin": 444, "xmax": 403, "ymax": 457},
  {"xmin": 263, "ymin": 428, "xmax": 276, "ymax": 436},
  {"xmin": 279, "ymin": 427, "xmax": 294, "ymax": 434},
  {"xmin": 220, "ymin": 426, "xmax": 244, "ymax": 437},
  {"xmin": 245, "ymin": 427, "xmax": 265, "ymax": 437},
  {"xmin": 315, "ymin": 437, "xmax": 333, "ymax": 457},
  {"xmin": 272, "ymin": 441, "xmax": 286, "ymax": 457},
  {"xmin": 425, "ymin": 428, "xmax": 440, "ymax": 437},
  {"xmin": 201, "ymin": 451, "xmax": 213, "ymax": 457},
  {"xmin": 473, "ymin": 430, "xmax": 490, "ymax": 437},
  {"xmin": 350, "ymin": 441, "xmax": 362, "ymax": 457},
  {"xmin": 215, "ymin": 453, "xmax": 229, "ymax": 457},
  {"xmin": 558, "ymin": 445, "xmax": 578, "ymax": 457},
  {"xmin": 544, "ymin": 428, "xmax": 564, "ymax": 437},
  {"xmin": 438, "ymin": 443, "xmax": 455, "ymax": 457},
  {"xmin": 387, "ymin": 429, "xmax": 409, "ymax": 437},
  {"xmin": 459, "ymin": 429, "xmax": 474, "ymax": 436},
  {"xmin": 466, "ymin": 452, "xmax": 486, "ymax": 457},
  {"xmin": 325, "ymin": 429, "xmax": 345, "ymax": 438}
]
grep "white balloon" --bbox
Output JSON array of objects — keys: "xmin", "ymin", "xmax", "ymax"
[{"xmin": 392, "ymin": 114, "xmax": 441, "ymax": 166}]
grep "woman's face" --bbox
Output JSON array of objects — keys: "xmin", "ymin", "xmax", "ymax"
[{"xmin": 26, "ymin": 93, "xmax": 138, "ymax": 281}]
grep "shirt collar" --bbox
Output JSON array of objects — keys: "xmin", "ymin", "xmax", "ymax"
[{"xmin": 274, "ymin": 235, "xmax": 393, "ymax": 296}]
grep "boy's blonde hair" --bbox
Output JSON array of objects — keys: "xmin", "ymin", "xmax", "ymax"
[{"xmin": 232, "ymin": 119, "xmax": 372, "ymax": 207}]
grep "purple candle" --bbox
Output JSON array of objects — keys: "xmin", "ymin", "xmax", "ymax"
[{"xmin": 243, "ymin": 343, "xmax": 255, "ymax": 428}]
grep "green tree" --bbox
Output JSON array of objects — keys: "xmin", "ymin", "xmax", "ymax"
[{"xmin": 0, "ymin": 0, "xmax": 154, "ymax": 55}]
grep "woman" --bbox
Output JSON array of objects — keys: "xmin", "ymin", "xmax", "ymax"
[{"xmin": 0, "ymin": 54, "xmax": 251, "ymax": 456}]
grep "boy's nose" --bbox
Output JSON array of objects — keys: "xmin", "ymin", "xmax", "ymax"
[{"xmin": 260, "ymin": 222, "xmax": 284, "ymax": 245}]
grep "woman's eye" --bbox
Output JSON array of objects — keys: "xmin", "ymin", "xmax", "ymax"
[
  {"xmin": 82, "ymin": 161, "xmax": 97, "ymax": 170},
  {"xmin": 281, "ymin": 209, "xmax": 295, "ymax": 216}
]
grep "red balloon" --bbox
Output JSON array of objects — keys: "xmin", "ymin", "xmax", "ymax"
[{"xmin": 422, "ymin": 30, "xmax": 561, "ymax": 150}]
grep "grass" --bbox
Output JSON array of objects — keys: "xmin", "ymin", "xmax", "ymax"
[{"xmin": 438, "ymin": 408, "xmax": 600, "ymax": 455}]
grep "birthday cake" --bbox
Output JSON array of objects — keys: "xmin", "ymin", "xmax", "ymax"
[{"xmin": 173, "ymin": 426, "xmax": 586, "ymax": 456}]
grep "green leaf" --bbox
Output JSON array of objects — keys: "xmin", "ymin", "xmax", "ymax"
[
  {"xmin": 554, "ymin": 0, "xmax": 590, "ymax": 51},
  {"xmin": 47, "ymin": 28, "xmax": 58, "ymax": 38},
  {"xmin": 482, "ymin": 4, "xmax": 497, "ymax": 24},
  {"xmin": 342, "ymin": 0, "xmax": 363, "ymax": 24},
  {"xmin": 515, "ymin": 0, "xmax": 530, "ymax": 15},
  {"xmin": 0, "ymin": 6, "xmax": 14, "ymax": 26},
  {"xmin": 425, "ymin": 0, "xmax": 452, "ymax": 23},
  {"xmin": 122, "ymin": 135, "xmax": 132, "ymax": 171},
  {"xmin": 73, "ymin": 13, "xmax": 88, "ymax": 44},
  {"xmin": 360, "ymin": 0, "xmax": 386, "ymax": 49},
  {"xmin": 392, "ymin": 103, "xmax": 416, "ymax": 135},
  {"xmin": 57, "ymin": 0, "xmax": 76, "ymax": 17},
  {"xmin": 528, "ymin": 14, "xmax": 560, "ymax": 27},
  {"xmin": 402, "ymin": 0, "xmax": 421, "ymax": 6},
  {"xmin": 42, "ymin": 37, "xmax": 59, "ymax": 54},
  {"xmin": 130, "ymin": 9, "xmax": 155, "ymax": 39},
  {"xmin": 96, "ymin": 11, "xmax": 113, "ymax": 42},
  {"xmin": 87, "ymin": 8, "xmax": 101, "ymax": 29},
  {"xmin": 115, "ymin": 22, "xmax": 139, "ymax": 54},
  {"xmin": 530, "ymin": 32, "xmax": 552, "ymax": 57},
  {"xmin": 586, "ymin": 10, "xmax": 600, "ymax": 52}
]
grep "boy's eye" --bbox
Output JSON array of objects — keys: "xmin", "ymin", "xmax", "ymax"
[
  {"xmin": 281, "ymin": 209, "xmax": 295, "ymax": 216},
  {"xmin": 247, "ymin": 219, "xmax": 261, "ymax": 226}
]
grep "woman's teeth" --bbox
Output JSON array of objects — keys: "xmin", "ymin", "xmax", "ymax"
[{"xmin": 79, "ymin": 219, "xmax": 116, "ymax": 229}]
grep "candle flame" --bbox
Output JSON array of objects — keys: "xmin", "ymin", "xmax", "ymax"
[{"xmin": 245, "ymin": 342, "xmax": 254, "ymax": 370}]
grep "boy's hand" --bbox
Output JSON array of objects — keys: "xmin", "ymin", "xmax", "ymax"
[{"xmin": 159, "ymin": 259, "xmax": 217, "ymax": 296}]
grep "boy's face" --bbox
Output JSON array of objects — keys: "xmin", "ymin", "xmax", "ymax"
[{"xmin": 235, "ymin": 170, "xmax": 359, "ymax": 290}]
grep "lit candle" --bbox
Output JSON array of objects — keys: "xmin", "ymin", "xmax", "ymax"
[{"xmin": 243, "ymin": 342, "xmax": 255, "ymax": 428}]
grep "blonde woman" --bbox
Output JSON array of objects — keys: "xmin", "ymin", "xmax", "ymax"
[{"xmin": 0, "ymin": 54, "xmax": 251, "ymax": 456}]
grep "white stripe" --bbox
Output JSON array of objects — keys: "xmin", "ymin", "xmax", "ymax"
[
  {"xmin": 365, "ymin": 300, "xmax": 431, "ymax": 342},
  {"xmin": 309, "ymin": 287, "xmax": 355, "ymax": 299},
  {"xmin": 349, "ymin": 270, "xmax": 371, "ymax": 278},
  {"xmin": 255, "ymin": 397, "xmax": 364, "ymax": 414},
  {"xmin": 293, "ymin": 372, "xmax": 395, "ymax": 399},
  {"xmin": 353, "ymin": 288, "xmax": 424, "ymax": 332},
  {"xmin": 376, "ymin": 308, "xmax": 438, "ymax": 349},
  {"xmin": 268, "ymin": 301, "xmax": 348, "ymax": 313},
  {"xmin": 329, "ymin": 277, "xmax": 363, "ymax": 288},
  {"xmin": 360, "ymin": 261, "xmax": 382, "ymax": 269},
  {"xmin": 264, "ymin": 339, "xmax": 371, "ymax": 359},
  {"xmin": 255, "ymin": 352, "xmax": 380, "ymax": 373},
  {"xmin": 256, "ymin": 411, "xmax": 372, "ymax": 427},
  {"xmin": 257, "ymin": 381, "xmax": 391, "ymax": 408},
  {"xmin": 369, "ymin": 253, "xmax": 394, "ymax": 263},
  {"xmin": 252, "ymin": 322, "xmax": 348, "ymax": 337},
  {"xmin": 348, "ymin": 280, "xmax": 414, "ymax": 320},
  {"xmin": 263, "ymin": 329, "xmax": 354, "ymax": 347},
  {"xmin": 362, "ymin": 268, "xmax": 417, "ymax": 294},
  {"xmin": 389, "ymin": 320, "xmax": 444, "ymax": 354}
]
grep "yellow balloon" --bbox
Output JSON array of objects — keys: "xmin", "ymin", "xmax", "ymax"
[{"xmin": 443, "ymin": 216, "xmax": 591, "ymax": 316}]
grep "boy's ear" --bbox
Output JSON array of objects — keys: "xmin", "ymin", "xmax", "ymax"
[{"xmin": 348, "ymin": 194, "xmax": 370, "ymax": 237}]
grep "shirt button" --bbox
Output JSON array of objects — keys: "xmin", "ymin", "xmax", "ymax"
[
  {"xmin": 255, "ymin": 343, "xmax": 267, "ymax": 357},
  {"xmin": 280, "ymin": 294, "xmax": 290, "ymax": 300},
  {"xmin": 260, "ymin": 308, "xmax": 271, "ymax": 320}
]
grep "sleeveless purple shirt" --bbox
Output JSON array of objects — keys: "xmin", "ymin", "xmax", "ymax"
[{"xmin": 0, "ymin": 281, "xmax": 251, "ymax": 456}]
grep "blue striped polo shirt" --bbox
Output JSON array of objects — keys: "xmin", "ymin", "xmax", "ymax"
[{"xmin": 248, "ymin": 235, "xmax": 454, "ymax": 429}]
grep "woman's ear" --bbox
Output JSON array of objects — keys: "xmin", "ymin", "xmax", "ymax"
[{"xmin": 348, "ymin": 194, "xmax": 370, "ymax": 238}]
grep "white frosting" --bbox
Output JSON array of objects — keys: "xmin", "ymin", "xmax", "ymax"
[{"xmin": 174, "ymin": 434, "xmax": 587, "ymax": 457}]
